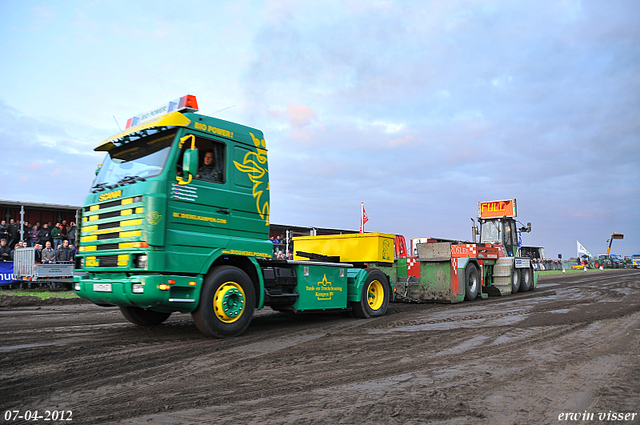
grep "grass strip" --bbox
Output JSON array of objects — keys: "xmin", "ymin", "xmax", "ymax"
[{"xmin": 0, "ymin": 289, "xmax": 80, "ymax": 300}]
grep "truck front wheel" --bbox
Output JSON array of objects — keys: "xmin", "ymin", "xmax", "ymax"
[
  {"xmin": 192, "ymin": 266, "xmax": 255, "ymax": 338},
  {"xmin": 119, "ymin": 306, "xmax": 171, "ymax": 326},
  {"xmin": 352, "ymin": 269, "xmax": 390, "ymax": 318}
]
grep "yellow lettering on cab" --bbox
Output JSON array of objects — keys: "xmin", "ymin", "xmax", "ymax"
[{"xmin": 99, "ymin": 190, "xmax": 123, "ymax": 202}]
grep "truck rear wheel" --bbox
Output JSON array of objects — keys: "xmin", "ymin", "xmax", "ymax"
[
  {"xmin": 119, "ymin": 306, "xmax": 171, "ymax": 326},
  {"xmin": 511, "ymin": 267, "xmax": 521, "ymax": 294},
  {"xmin": 351, "ymin": 269, "xmax": 390, "ymax": 318},
  {"xmin": 192, "ymin": 266, "xmax": 255, "ymax": 338},
  {"xmin": 519, "ymin": 267, "xmax": 532, "ymax": 292},
  {"xmin": 464, "ymin": 265, "xmax": 479, "ymax": 301}
]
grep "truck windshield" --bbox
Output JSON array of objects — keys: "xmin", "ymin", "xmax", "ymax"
[{"xmin": 92, "ymin": 130, "xmax": 176, "ymax": 189}]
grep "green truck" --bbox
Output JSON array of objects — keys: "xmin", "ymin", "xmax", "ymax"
[{"xmin": 73, "ymin": 95, "xmax": 393, "ymax": 338}]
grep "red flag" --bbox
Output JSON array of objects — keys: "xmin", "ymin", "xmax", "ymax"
[{"xmin": 360, "ymin": 202, "xmax": 369, "ymax": 233}]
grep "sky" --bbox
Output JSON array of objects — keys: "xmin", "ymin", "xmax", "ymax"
[{"xmin": 1, "ymin": 0, "xmax": 639, "ymax": 259}]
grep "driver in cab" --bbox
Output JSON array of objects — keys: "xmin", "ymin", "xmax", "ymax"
[{"xmin": 196, "ymin": 151, "xmax": 218, "ymax": 182}]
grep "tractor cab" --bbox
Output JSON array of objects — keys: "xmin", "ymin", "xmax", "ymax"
[
  {"xmin": 474, "ymin": 199, "xmax": 531, "ymax": 257},
  {"xmin": 479, "ymin": 217, "xmax": 519, "ymax": 257}
]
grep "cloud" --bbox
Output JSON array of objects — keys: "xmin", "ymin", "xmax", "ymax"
[
  {"xmin": 0, "ymin": 101, "xmax": 104, "ymax": 205},
  {"xmin": 285, "ymin": 104, "xmax": 323, "ymax": 141}
]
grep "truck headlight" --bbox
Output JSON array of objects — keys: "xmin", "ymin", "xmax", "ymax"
[
  {"xmin": 132, "ymin": 283, "xmax": 144, "ymax": 294},
  {"xmin": 135, "ymin": 254, "xmax": 148, "ymax": 269},
  {"xmin": 74, "ymin": 282, "xmax": 81, "ymax": 291}
]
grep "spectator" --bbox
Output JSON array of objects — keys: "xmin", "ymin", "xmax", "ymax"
[
  {"xmin": 52, "ymin": 223, "xmax": 62, "ymax": 248},
  {"xmin": 60, "ymin": 220, "xmax": 69, "ymax": 241},
  {"xmin": 55, "ymin": 240, "xmax": 73, "ymax": 263},
  {"xmin": 28, "ymin": 225, "xmax": 39, "ymax": 247},
  {"xmin": 273, "ymin": 235, "xmax": 280, "ymax": 255},
  {"xmin": 0, "ymin": 239, "xmax": 11, "ymax": 262},
  {"xmin": 41, "ymin": 241, "xmax": 55, "ymax": 264},
  {"xmin": 22, "ymin": 221, "xmax": 30, "ymax": 241},
  {"xmin": 10, "ymin": 243, "xmax": 21, "ymax": 261},
  {"xmin": 67, "ymin": 222, "xmax": 76, "ymax": 246},
  {"xmin": 38, "ymin": 223, "xmax": 52, "ymax": 247},
  {"xmin": 34, "ymin": 243, "xmax": 42, "ymax": 263},
  {"xmin": 0, "ymin": 220, "xmax": 8, "ymax": 242},
  {"xmin": 269, "ymin": 236, "xmax": 276, "ymax": 256},
  {"xmin": 8, "ymin": 219, "xmax": 19, "ymax": 248}
]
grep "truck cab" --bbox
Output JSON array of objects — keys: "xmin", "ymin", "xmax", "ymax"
[{"xmin": 74, "ymin": 96, "xmax": 273, "ymax": 333}]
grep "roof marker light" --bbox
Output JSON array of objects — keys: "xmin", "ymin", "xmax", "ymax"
[{"xmin": 125, "ymin": 95, "xmax": 199, "ymax": 129}]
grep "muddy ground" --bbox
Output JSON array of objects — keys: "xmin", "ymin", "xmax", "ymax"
[{"xmin": 1, "ymin": 270, "xmax": 639, "ymax": 425}]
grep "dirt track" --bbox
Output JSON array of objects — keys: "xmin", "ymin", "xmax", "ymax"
[{"xmin": 1, "ymin": 270, "xmax": 639, "ymax": 425}]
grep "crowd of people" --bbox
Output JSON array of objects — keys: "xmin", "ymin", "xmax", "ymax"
[
  {"xmin": 531, "ymin": 258, "xmax": 563, "ymax": 271},
  {"xmin": 0, "ymin": 219, "xmax": 77, "ymax": 264},
  {"xmin": 270, "ymin": 234, "xmax": 293, "ymax": 260}
]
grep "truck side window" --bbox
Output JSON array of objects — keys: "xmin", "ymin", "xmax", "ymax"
[{"xmin": 176, "ymin": 134, "xmax": 226, "ymax": 184}]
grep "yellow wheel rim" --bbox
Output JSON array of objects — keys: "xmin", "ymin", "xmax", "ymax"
[
  {"xmin": 366, "ymin": 280, "xmax": 384, "ymax": 311},
  {"xmin": 213, "ymin": 282, "xmax": 246, "ymax": 323}
]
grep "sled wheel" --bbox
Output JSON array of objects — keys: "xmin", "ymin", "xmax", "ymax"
[
  {"xmin": 465, "ymin": 265, "xmax": 479, "ymax": 301},
  {"xmin": 192, "ymin": 266, "xmax": 255, "ymax": 338}
]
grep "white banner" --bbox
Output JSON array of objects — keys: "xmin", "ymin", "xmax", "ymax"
[{"xmin": 577, "ymin": 240, "xmax": 591, "ymax": 258}]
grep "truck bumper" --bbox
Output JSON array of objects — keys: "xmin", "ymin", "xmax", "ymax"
[{"xmin": 73, "ymin": 274, "xmax": 202, "ymax": 313}]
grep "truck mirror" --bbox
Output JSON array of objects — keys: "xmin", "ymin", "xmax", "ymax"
[
  {"xmin": 527, "ymin": 222, "xmax": 531, "ymax": 232},
  {"xmin": 183, "ymin": 148, "xmax": 199, "ymax": 176}
]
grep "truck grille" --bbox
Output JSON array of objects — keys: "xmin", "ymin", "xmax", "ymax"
[{"xmin": 79, "ymin": 195, "xmax": 145, "ymax": 268}]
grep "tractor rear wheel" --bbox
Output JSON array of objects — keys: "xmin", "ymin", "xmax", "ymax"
[
  {"xmin": 519, "ymin": 267, "xmax": 533, "ymax": 292},
  {"xmin": 511, "ymin": 267, "xmax": 521, "ymax": 294}
]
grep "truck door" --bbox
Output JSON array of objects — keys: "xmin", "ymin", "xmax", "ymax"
[{"xmin": 167, "ymin": 133, "xmax": 231, "ymax": 254}]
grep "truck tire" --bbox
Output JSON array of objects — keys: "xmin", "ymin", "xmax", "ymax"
[
  {"xmin": 511, "ymin": 267, "xmax": 520, "ymax": 294},
  {"xmin": 351, "ymin": 269, "xmax": 390, "ymax": 319},
  {"xmin": 519, "ymin": 267, "xmax": 533, "ymax": 292},
  {"xmin": 464, "ymin": 265, "xmax": 479, "ymax": 301},
  {"xmin": 192, "ymin": 266, "xmax": 255, "ymax": 338},
  {"xmin": 119, "ymin": 306, "xmax": 171, "ymax": 326}
]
